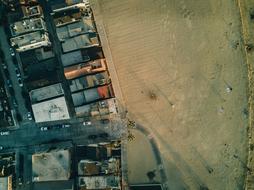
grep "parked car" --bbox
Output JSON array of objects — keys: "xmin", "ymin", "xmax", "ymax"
[
  {"xmin": 83, "ymin": 121, "xmax": 92, "ymax": 126},
  {"xmin": 0, "ymin": 146, "xmax": 3, "ymax": 150},
  {"xmin": 40, "ymin": 127, "xmax": 48, "ymax": 131},
  {"xmin": 15, "ymin": 67, "xmax": 21, "ymax": 77},
  {"xmin": 6, "ymin": 80, "xmax": 12, "ymax": 87},
  {"xmin": 18, "ymin": 78, "xmax": 23, "ymax": 87},
  {"xmin": 61, "ymin": 124, "xmax": 71, "ymax": 128},
  {"xmin": 9, "ymin": 48, "xmax": 15, "ymax": 56},
  {"xmin": 27, "ymin": 112, "xmax": 32, "ymax": 120},
  {"xmin": 0, "ymin": 131, "xmax": 10, "ymax": 136}
]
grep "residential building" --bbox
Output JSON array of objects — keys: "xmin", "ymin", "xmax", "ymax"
[
  {"xmin": 32, "ymin": 150, "xmax": 71, "ymax": 182},
  {"xmin": 0, "ymin": 176, "xmax": 12, "ymax": 190},
  {"xmin": 10, "ymin": 18, "xmax": 46, "ymax": 36},
  {"xmin": 10, "ymin": 31, "xmax": 51, "ymax": 52}
]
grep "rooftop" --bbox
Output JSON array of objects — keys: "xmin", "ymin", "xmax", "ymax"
[
  {"xmin": 32, "ymin": 180, "xmax": 73, "ymax": 190},
  {"xmin": 72, "ymin": 84, "xmax": 114, "ymax": 106},
  {"xmin": 0, "ymin": 177, "xmax": 8, "ymax": 190},
  {"xmin": 21, "ymin": 5, "xmax": 42, "ymax": 18},
  {"xmin": 78, "ymin": 160, "xmax": 100, "ymax": 176},
  {"xmin": 31, "ymin": 96, "xmax": 70, "ymax": 123},
  {"xmin": 61, "ymin": 50, "xmax": 90, "ymax": 67},
  {"xmin": 32, "ymin": 150, "xmax": 71, "ymax": 182},
  {"xmin": 10, "ymin": 31, "xmax": 51, "ymax": 52},
  {"xmin": 10, "ymin": 18, "xmax": 46, "ymax": 36},
  {"xmin": 56, "ymin": 17, "xmax": 95, "ymax": 41},
  {"xmin": 50, "ymin": 0, "xmax": 90, "ymax": 12},
  {"xmin": 62, "ymin": 33, "xmax": 99, "ymax": 53},
  {"xmin": 29, "ymin": 83, "xmax": 64, "ymax": 103},
  {"xmin": 78, "ymin": 176, "xmax": 120, "ymax": 189},
  {"xmin": 69, "ymin": 71, "xmax": 110, "ymax": 92},
  {"xmin": 64, "ymin": 59, "xmax": 107, "ymax": 79}
]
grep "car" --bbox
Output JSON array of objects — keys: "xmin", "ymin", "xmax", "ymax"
[
  {"xmin": 2, "ymin": 63, "xmax": 7, "ymax": 69},
  {"xmin": 10, "ymin": 48, "xmax": 15, "ymax": 56},
  {"xmin": 15, "ymin": 68, "xmax": 21, "ymax": 77},
  {"xmin": 40, "ymin": 127, "xmax": 48, "ymax": 131},
  {"xmin": 0, "ymin": 131, "xmax": 10, "ymax": 136},
  {"xmin": 88, "ymin": 134, "xmax": 98, "ymax": 139},
  {"xmin": 0, "ymin": 146, "xmax": 3, "ymax": 150},
  {"xmin": 61, "ymin": 124, "xmax": 71, "ymax": 128},
  {"xmin": 18, "ymin": 78, "xmax": 23, "ymax": 87},
  {"xmin": 6, "ymin": 80, "xmax": 12, "ymax": 87},
  {"xmin": 83, "ymin": 121, "xmax": 92, "ymax": 126},
  {"xmin": 12, "ymin": 99, "xmax": 18, "ymax": 107},
  {"xmin": 27, "ymin": 112, "xmax": 32, "ymax": 120}
]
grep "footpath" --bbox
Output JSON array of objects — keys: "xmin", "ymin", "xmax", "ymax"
[{"xmin": 237, "ymin": 0, "xmax": 254, "ymax": 189}]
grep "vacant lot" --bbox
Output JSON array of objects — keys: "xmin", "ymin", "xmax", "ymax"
[{"xmin": 91, "ymin": 0, "xmax": 249, "ymax": 189}]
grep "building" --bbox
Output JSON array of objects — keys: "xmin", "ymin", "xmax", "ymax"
[
  {"xmin": 10, "ymin": 31, "xmax": 51, "ymax": 52},
  {"xmin": 21, "ymin": 5, "xmax": 42, "ymax": 18},
  {"xmin": 129, "ymin": 184, "xmax": 163, "ymax": 190},
  {"xmin": 72, "ymin": 84, "xmax": 114, "ymax": 106},
  {"xmin": 61, "ymin": 33, "xmax": 99, "ymax": 53},
  {"xmin": 0, "ymin": 176, "xmax": 12, "ymax": 190},
  {"xmin": 69, "ymin": 71, "xmax": 110, "ymax": 92},
  {"xmin": 61, "ymin": 50, "xmax": 90, "ymax": 67},
  {"xmin": 10, "ymin": 18, "xmax": 46, "ymax": 36},
  {"xmin": 32, "ymin": 150, "xmax": 71, "ymax": 182},
  {"xmin": 50, "ymin": 0, "xmax": 90, "ymax": 12},
  {"xmin": 78, "ymin": 176, "xmax": 120, "ymax": 190},
  {"xmin": 64, "ymin": 59, "xmax": 107, "ymax": 80},
  {"xmin": 29, "ymin": 83, "xmax": 70, "ymax": 123},
  {"xmin": 32, "ymin": 181, "xmax": 73, "ymax": 190},
  {"xmin": 29, "ymin": 83, "xmax": 64, "ymax": 104},
  {"xmin": 56, "ymin": 16, "xmax": 96, "ymax": 41},
  {"xmin": 75, "ymin": 99, "xmax": 117, "ymax": 117},
  {"xmin": 53, "ymin": 8, "xmax": 84, "ymax": 27}
]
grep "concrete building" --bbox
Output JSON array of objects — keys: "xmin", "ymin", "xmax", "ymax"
[
  {"xmin": 50, "ymin": 0, "xmax": 90, "ymax": 12},
  {"xmin": 64, "ymin": 59, "xmax": 107, "ymax": 80},
  {"xmin": 10, "ymin": 18, "xmax": 46, "ymax": 36},
  {"xmin": 56, "ymin": 17, "xmax": 96, "ymax": 41},
  {"xmin": 32, "ymin": 150, "xmax": 71, "ymax": 182},
  {"xmin": 10, "ymin": 31, "xmax": 51, "ymax": 52},
  {"xmin": 75, "ymin": 99, "xmax": 117, "ymax": 117},
  {"xmin": 62, "ymin": 33, "xmax": 99, "ymax": 53},
  {"xmin": 29, "ymin": 83, "xmax": 64, "ymax": 104},
  {"xmin": 69, "ymin": 71, "xmax": 110, "ymax": 92},
  {"xmin": 0, "ymin": 176, "xmax": 12, "ymax": 190},
  {"xmin": 31, "ymin": 96, "xmax": 70, "ymax": 123},
  {"xmin": 21, "ymin": 5, "xmax": 42, "ymax": 18},
  {"xmin": 72, "ymin": 84, "xmax": 114, "ymax": 106},
  {"xmin": 61, "ymin": 50, "xmax": 90, "ymax": 67},
  {"xmin": 78, "ymin": 176, "xmax": 120, "ymax": 190},
  {"xmin": 53, "ymin": 8, "xmax": 83, "ymax": 27}
]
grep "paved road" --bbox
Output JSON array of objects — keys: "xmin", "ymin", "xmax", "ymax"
[{"xmin": 0, "ymin": 26, "xmax": 29, "ymax": 126}]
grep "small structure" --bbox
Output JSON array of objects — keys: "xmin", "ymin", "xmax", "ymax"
[
  {"xmin": 32, "ymin": 150, "xmax": 71, "ymax": 182},
  {"xmin": 78, "ymin": 176, "xmax": 120, "ymax": 190},
  {"xmin": 21, "ymin": 5, "xmax": 42, "ymax": 18}
]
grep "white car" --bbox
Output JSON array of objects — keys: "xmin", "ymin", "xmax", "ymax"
[
  {"xmin": 18, "ymin": 78, "xmax": 23, "ymax": 87},
  {"xmin": 0, "ymin": 131, "xmax": 10, "ymax": 136},
  {"xmin": 83, "ymin": 121, "xmax": 92, "ymax": 126},
  {"xmin": 27, "ymin": 112, "xmax": 32, "ymax": 120},
  {"xmin": 9, "ymin": 48, "xmax": 15, "ymax": 56},
  {"xmin": 40, "ymin": 127, "xmax": 48, "ymax": 131}
]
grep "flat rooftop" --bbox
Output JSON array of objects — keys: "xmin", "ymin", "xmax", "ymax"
[
  {"xmin": 62, "ymin": 33, "xmax": 99, "ymax": 53},
  {"xmin": 31, "ymin": 96, "xmax": 70, "ymax": 123},
  {"xmin": 32, "ymin": 150, "xmax": 71, "ymax": 182},
  {"xmin": 79, "ymin": 176, "xmax": 120, "ymax": 189},
  {"xmin": 56, "ymin": 17, "xmax": 95, "ymax": 41},
  {"xmin": 29, "ymin": 83, "xmax": 64, "ymax": 103},
  {"xmin": 10, "ymin": 18, "xmax": 45, "ymax": 36},
  {"xmin": 69, "ymin": 71, "xmax": 110, "ymax": 92},
  {"xmin": 21, "ymin": 5, "xmax": 42, "ymax": 18},
  {"xmin": 0, "ymin": 177, "xmax": 8, "ymax": 190},
  {"xmin": 61, "ymin": 50, "xmax": 90, "ymax": 67},
  {"xmin": 10, "ymin": 31, "xmax": 50, "ymax": 49}
]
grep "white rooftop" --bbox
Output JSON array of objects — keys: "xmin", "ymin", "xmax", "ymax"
[
  {"xmin": 32, "ymin": 150, "xmax": 71, "ymax": 182},
  {"xmin": 32, "ymin": 96, "xmax": 70, "ymax": 123}
]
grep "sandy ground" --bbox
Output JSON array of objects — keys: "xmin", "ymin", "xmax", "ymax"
[
  {"xmin": 126, "ymin": 129, "xmax": 160, "ymax": 184},
  {"xmin": 91, "ymin": 0, "xmax": 249, "ymax": 189}
]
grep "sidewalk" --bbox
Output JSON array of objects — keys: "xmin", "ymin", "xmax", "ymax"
[{"xmin": 237, "ymin": 0, "xmax": 254, "ymax": 189}]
